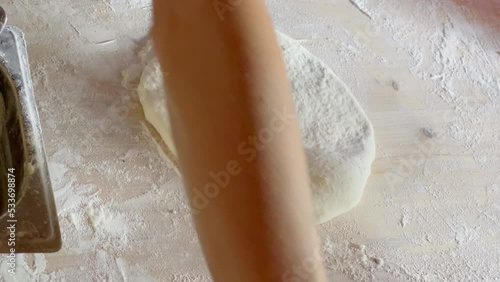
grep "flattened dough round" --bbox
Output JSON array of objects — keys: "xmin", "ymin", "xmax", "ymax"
[{"xmin": 137, "ymin": 32, "xmax": 375, "ymax": 224}]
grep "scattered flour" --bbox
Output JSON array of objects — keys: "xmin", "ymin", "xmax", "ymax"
[{"xmin": 0, "ymin": 0, "xmax": 498, "ymax": 281}]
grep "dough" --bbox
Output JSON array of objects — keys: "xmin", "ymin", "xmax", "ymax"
[
  {"xmin": 137, "ymin": 45, "xmax": 177, "ymax": 156},
  {"xmin": 137, "ymin": 32, "xmax": 375, "ymax": 224}
]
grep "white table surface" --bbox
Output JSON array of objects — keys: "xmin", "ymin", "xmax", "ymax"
[{"xmin": 1, "ymin": 0, "xmax": 499, "ymax": 281}]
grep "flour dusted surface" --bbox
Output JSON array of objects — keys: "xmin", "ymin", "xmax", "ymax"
[{"xmin": 0, "ymin": 0, "xmax": 498, "ymax": 281}]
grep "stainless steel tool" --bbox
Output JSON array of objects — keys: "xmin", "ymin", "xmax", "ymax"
[{"xmin": 0, "ymin": 6, "xmax": 61, "ymax": 253}]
